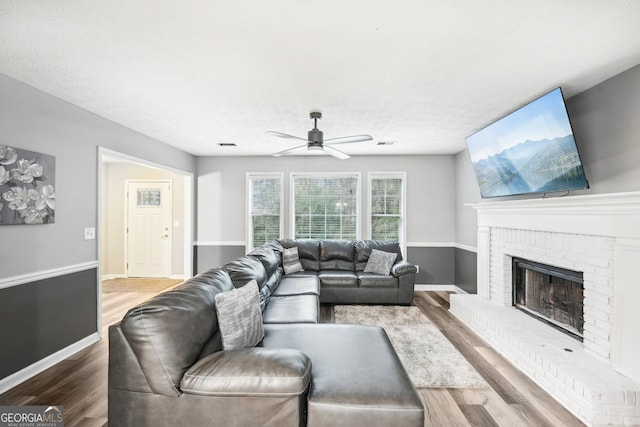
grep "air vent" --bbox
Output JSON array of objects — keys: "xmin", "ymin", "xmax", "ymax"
[{"xmin": 218, "ymin": 143, "xmax": 237, "ymax": 147}]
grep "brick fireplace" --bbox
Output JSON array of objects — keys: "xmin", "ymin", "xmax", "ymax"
[{"xmin": 450, "ymin": 191, "xmax": 640, "ymax": 427}]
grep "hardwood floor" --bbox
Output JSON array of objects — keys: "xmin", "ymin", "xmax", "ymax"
[{"xmin": 0, "ymin": 289, "xmax": 585, "ymax": 426}]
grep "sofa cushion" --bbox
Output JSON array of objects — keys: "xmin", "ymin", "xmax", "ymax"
[
  {"xmin": 357, "ymin": 272, "xmax": 399, "ymax": 288},
  {"xmin": 319, "ymin": 240, "xmax": 355, "ymax": 271},
  {"xmin": 215, "ymin": 280, "xmax": 264, "ymax": 350},
  {"xmin": 279, "ymin": 239, "xmax": 321, "ymax": 271},
  {"xmin": 262, "ymin": 295, "xmax": 319, "ymax": 324},
  {"xmin": 363, "ymin": 249, "xmax": 397, "ymax": 275},
  {"xmin": 318, "ymin": 270, "xmax": 358, "ymax": 288},
  {"xmin": 119, "ymin": 268, "xmax": 233, "ymax": 396},
  {"xmin": 181, "ymin": 347, "xmax": 311, "ymax": 397},
  {"xmin": 272, "ymin": 276, "xmax": 321, "ymax": 297},
  {"xmin": 282, "ymin": 247, "xmax": 304, "ymax": 275},
  {"xmin": 355, "ymin": 240, "xmax": 403, "ymax": 271}
]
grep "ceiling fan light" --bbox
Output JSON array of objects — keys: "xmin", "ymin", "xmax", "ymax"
[{"xmin": 307, "ymin": 145, "xmax": 323, "ymax": 151}]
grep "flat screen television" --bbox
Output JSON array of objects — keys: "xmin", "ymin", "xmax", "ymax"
[{"xmin": 466, "ymin": 87, "xmax": 589, "ymax": 198}]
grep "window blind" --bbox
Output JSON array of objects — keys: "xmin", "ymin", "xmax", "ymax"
[
  {"xmin": 248, "ymin": 174, "xmax": 281, "ymax": 248},
  {"xmin": 370, "ymin": 175, "xmax": 404, "ymax": 244},
  {"xmin": 293, "ymin": 175, "xmax": 359, "ymax": 240}
]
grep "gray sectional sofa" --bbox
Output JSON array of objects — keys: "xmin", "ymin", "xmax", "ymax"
[
  {"xmin": 108, "ymin": 240, "xmax": 423, "ymax": 427},
  {"xmin": 278, "ymin": 239, "xmax": 418, "ymax": 305}
]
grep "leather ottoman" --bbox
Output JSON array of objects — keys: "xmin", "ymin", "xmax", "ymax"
[{"xmin": 262, "ymin": 324, "xmax": 424, "ymax": 427}]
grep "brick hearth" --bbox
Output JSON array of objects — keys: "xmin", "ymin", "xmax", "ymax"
[{"xmin": 450, "ymin": 192, "xmax": 640, "ymax": 427}]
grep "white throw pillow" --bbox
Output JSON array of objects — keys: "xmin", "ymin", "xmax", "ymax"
[
  {"xmin": 282, "ymin": 246, "xmax": 304, "ymax": 275},
  {"xmin": 214, "ymin": 280, "xmax": 264, "ymax": 350},
  {"xmin": 363, "ymin": 249, "xmax": 398, "ymax": 275}
]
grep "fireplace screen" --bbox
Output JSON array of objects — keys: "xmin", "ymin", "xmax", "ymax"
[{"xmin": 512, "ymin": 258, "xmax": 584, "ymax": 340}]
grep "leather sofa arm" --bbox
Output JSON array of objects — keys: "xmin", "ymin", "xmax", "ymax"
[
  {"xmin": 391, "ymin": 260, "xmax": 418, "ymax": 277},
  {"xmin": 181, "ymin": 347, "xmax": 311, "ymax": 397}
]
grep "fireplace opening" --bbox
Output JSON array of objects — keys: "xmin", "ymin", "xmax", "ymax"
[{"xmin": 512, "ymin": 258, "xmax": 584, "ymax": 341}]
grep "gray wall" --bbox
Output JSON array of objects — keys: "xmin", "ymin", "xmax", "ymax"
[
  {"xmin": 196, "ymin": 155, "xmax": 456, "ymax": 244},
  {"xmin": 453, "ymin": 63, "xmax": 640, "ymax": 294},
  {"xmin": 566, "ymin": 64, "xmax": 640, "ymax": 194},
  {"xmin": 195, "ymin": 245, "xmax": 247, "ymax": 274},
  {"xmin": 0, "ymin": 73, "xmax": 195, "ymax": 384},
  {"xmin": 195, "ymin": 155, "xmax": 457, "ymax": 277},
  {"xmin": 0, "ymin": 268, "xmax": 97, "ymax": 379},
  {"xmin": 0, "ymin": 73, "xmax": 196, "ymax": 279}
]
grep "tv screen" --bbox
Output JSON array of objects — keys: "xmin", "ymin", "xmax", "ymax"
[{"xmin": 466, "ymin": 88, "xmax": 589, "ymax": 198}]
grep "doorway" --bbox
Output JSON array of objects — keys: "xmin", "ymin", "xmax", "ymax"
[
  {"xmin": 99, "ymin": 148, "xmax": 193, "ymax": 283},
  {"xmin": 126, "ymin": 180, "xmax": 172, "ymax": 277}
]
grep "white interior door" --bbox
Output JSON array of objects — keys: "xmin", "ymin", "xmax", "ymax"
[{"xmin": 127, "ymin": 181, "xmax": 172, "ymax": 277}]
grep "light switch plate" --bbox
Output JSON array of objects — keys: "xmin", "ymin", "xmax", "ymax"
[{"xmin": 84, "ymin": 227, "xmax": 96, "ymax": 240}]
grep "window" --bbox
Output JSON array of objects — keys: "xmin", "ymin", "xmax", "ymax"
[
  {"xmin": 292, "ymin": 174, "xmax": 360, "ymax": 240},
  {"xmin": 369, "ymin": 172, "xmax": 405, "ymax": 248},
  {"xmin": 247, "ymin": 174, "xmax": 283, "ymax": 250}
]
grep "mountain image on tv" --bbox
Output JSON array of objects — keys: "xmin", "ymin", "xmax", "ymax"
[
  {"xmin": 472, "ymin": 135, "xmax": 587, "ymax": 197},
  {"xmin": 466, "ymin": 88, "xmax": 589, "ymax": 198}
]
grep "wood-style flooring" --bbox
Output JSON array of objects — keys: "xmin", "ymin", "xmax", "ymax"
[{"xmin": 0, "ymin": 285, "xmax": 585, "ymax": 426}]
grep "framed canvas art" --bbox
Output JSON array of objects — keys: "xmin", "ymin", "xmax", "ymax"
[{"xmin": 0, "ymin": 145, "xmax": 56, "ymax": 225}]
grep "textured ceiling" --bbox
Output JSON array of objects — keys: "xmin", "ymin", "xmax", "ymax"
[{"xmin": 1, "ymin": 0, "xmax": 640, "ymax": 157}]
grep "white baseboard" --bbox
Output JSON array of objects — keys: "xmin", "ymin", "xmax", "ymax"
[
  {"xmin": 414, "ymin": 284, "xmax": 468, "ymax": 294},
  {"xmin": 170, "ymin": 274, "xmax": 186, "ymax": 280},
  {"xmin": 0, "ymin": 333, "xmax": 100, "ymax": 395}
]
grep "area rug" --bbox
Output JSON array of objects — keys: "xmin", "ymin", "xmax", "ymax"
[
  {"xmin": 334, "ymin": 305, "xmax": 488, "ymax": 388},
  {"xmin": 102, "ymin": 278, "xmax": 182, "ymax": 293}
]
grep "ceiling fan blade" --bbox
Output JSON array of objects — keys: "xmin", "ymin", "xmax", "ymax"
[
  {"xmin": 324, "ymin": 134, "xmax": 373, "ymax": 145},
  {"xmin": 266, "ymin": 131, "xmax": 308, "ymax": 142},
  {"xmin": 322, "ymin": 145, "xmax": 351, "ymax": 160},
  {"xmin": 272, "ymin": 144, "xmax": 308, "ymax": 157}
]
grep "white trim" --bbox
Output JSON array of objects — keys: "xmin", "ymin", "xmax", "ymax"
[
  {"xmin": 468, "ymin": 191, "xmax": 640, "ymax": 239},
  {"xmin": 455, "ymin": 243, "xmax": 477, "ymax": 253},
  {"xmin": 0, "ymin": 333, "xmax": 100, "ymax": 395},
  {"xmin": 0, "ymin": 261, "xmax": 99, "ymax": 291},
  {"xmin": 414, "ymin": 284, "xmax": 468, "ymax": 294},
  {"xmin": 406, "ymin": 241, "xmax": 456, "ymax": 247},
  {"xmin": 400, "ymin": 242, "xmax": 479, "ymax": 252},
  {"xmin": 169, "ymin": 274, "xmax": 186, "ymax": 281},
  {"xmin": 194, "ymin": 241, "xmax": 246, "ymax": 246}
]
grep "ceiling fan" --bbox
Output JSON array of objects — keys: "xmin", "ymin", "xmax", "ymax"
[{"xmin": 267, "ymin": 112, "xmax": 373, "ymax": 160}]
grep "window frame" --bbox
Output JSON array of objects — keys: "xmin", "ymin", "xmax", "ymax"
[
  {"xmin": 367, "ymin": 171, "xmax": 407, "ymax": 254},
  {"xmin": 246, "ymin": 172, "xmax": 284, "ymax": 251},
  {"xmin": 290, "ymin": 172, "xmax": 361, "ymax": 240}
]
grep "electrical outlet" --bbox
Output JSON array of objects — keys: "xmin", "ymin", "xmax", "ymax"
[{"xmin": 84, "ymin": 227, "xmax": 96, "ymax": 240}]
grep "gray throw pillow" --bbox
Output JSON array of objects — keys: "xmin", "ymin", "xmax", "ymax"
[
  {"xmin": 363, "ymin": 249, "xmax": 397, "ymax": 275},
  {"xmin": 214, "ymin": 280, "xmax": 264, "ymax": 350},
  {"xmin": 282, "ymin": 246, "xmax": 304, "ymax": 275}
]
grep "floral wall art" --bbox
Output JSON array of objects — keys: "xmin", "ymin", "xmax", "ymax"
[{"xmin": 0, "ymin": 145, "xmax": 56, "ymax": 225}]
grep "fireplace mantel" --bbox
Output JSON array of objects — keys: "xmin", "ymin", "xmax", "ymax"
[{"xmin": 467, "ymin": 191, "xmax": 640, "ymax": 240}]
